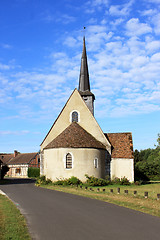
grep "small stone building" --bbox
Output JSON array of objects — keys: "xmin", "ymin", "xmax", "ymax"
[
  {"xmin": 40, "ymin": 37, "xmax": 134, "ymax": 182},
  {"xmin": 1, "ymin": 151, "xmax": 40, "ymax": 178}
]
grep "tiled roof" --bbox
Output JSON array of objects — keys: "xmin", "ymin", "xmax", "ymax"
[
  {"xmin": 45, "ymin": 122, "xmax": 106, "ymax": 150},
  {"xmin": 105, "ymin": 132, "xmax": 133, "ymax": 159},
  {"xmin": 0, "ymin": 154, "xmax": 14, "ymax": 164},
  {"xmin": 7, "ymin": 153, "xmax": 38, "ymax": 165}
]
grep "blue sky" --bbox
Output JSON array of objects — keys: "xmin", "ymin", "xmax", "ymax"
[{"xmin": 0, "ymin": 0, "xmax": 160, "ymax": 153}]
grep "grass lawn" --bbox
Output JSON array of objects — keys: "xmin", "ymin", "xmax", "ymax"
[
  {"xmin": 39, "ymin": 183, "xmax": 160, "ymax": 218},
  {"xmin": 0, "ymin": 194, "xmax": 31, "ymax": 240}
]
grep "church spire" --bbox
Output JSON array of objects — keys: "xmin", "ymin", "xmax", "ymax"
[
  {"xmin": 78, "ymin": 37, "xmax": 90, "ymax": 91},
  {"xmin": 78, "ymin": 36, "xmax": 95, "ymax": 115}
]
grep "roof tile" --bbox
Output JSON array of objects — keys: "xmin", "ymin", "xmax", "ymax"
[
  {"xmin": 7, "ymin": 153, "xmax": 38, "ymax": 165},
  {"xmin": 105, "ymin": 132, "xmax": 133, "ymax": 159},
  {"xmin": 45, "ymin": 122, "xmax": 106, "ymax": 150}
]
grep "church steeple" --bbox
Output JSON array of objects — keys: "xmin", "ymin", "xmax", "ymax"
[
  {"xmin": 78, "ymin": 37, "xmax": 95, "ymax": 115},
  {"xmin": 79, "ymin": 37, "xmax": 90, "ymax": 91}
]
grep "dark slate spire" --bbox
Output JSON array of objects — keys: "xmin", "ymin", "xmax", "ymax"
[
  {"xmin": 78, "ymin": 36, "xmax": 95, "ymax": 115},
  {"xmin": 78, "ymin": 37, "xmax": 90, "ymax": 91}
]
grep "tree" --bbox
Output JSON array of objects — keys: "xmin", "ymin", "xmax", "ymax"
[
  {"xmin": 134, "ymin": 149, "xmax": 140, "ymax": 163},
  {"xmin": 1, "ymin": 165, "xmax": 9, "ymax": 180},
  {"xmin": 157, "ymin": 133, "xmax": 160, "ymax": 148},
  {"xmin": 134, "ymin": 134, "xmax": 160, "ymax": 181}
]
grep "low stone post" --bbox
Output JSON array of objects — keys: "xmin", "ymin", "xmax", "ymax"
[
  {"xmin": 144, "ymin": 192, "xmax": 148, "ymax": 198},
  {"xmin": 110, "ymin": 189, "xmax": 113, "ymax": 193},
  {"xmin": 134, "ymin": 191, "xmax": 137, "ymax": 196},
  {"xmin": 157, "ymin": 194, "xmax": 160, "ymax": 200},
  {"xmin": 117, "ymin": 188, "xmax": 120, "ymax": 194},
  {"xmin": 124, "ymin": 190, "xmax": 128, "ymax": 194}
]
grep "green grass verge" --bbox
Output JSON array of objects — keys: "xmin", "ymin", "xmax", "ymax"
[
  {"xmin": 0, "ymin": 194, "xmax": 31, "ymax": 240},
  {"xmin": 38, "ymin": 183, "xmax": 160, "ymax": 218}
]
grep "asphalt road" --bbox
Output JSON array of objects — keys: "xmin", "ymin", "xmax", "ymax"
[{"xmin": 0, "ymin": 178, "xmax": 160, "ymax": 240}]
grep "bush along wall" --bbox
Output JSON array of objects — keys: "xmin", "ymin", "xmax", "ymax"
[{"xmin": 28, "ymin": 167, "xmax": 40, "ymax": 178}]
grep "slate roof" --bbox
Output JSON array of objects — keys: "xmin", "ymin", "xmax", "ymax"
[
  {"xmin": 105, "ymin": 132, "xmax": 133, "ymax": 159},
  {"xmin": 7, "ymin": 153, "xmax": 38, "ymax": 165},
  {"xmin": 0, "ymin": 154, "xmax": 14, "ymax": 164},
  {"xmin": 78, "ymin": 37, "xmax": 95, "ymax": 100},
  {"xmin": 44, "ymin": 122, "xmax": 106, "ymax": 150},
  {"xmin": 79, "ymin": 37, "xmax": 90, "ymax": 92},
  {"xmin": 79, "ymin": 90, "xmax": 95, "ymax": 98}
]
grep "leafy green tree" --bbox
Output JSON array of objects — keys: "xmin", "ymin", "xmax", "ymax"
[
  {"xmin": 134, "ymin": 149, "xmax": 140, "ymax": 163},
  {"xmin": 134, "ymin": 133, "xmax": 160, "ymax": 181},
  {"xmin": 1, "ymin": 165, "xmax": 9, "ymax": 180},
  {"xmin": 156, "ymin": 133, "xmax": 160, "ymax": 148}
]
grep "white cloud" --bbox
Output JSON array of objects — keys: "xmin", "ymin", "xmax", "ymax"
[
  {"xmin": 0, "ymin": 63, "xmax": 10, "ymax": 70},
  {"xmin": 1, "ymin": 43, "xmax": 12, "ymax": 49},
  {"xmin": 87, "ymin": 25, "xmax": 107, "ymax": 33},
  {"xmin": 126, "ymin": 37, "xmax": 145, "ymax": 54},
  {"xmin": 88, "ymin": 18, "xmax": 97, "ymax": 24},
  {"xmin": 91, "ymin": 0, "xmax": 109, "ymax": 7},
  {"xmin": 41, "ymin": 11, "xmax": 76, "ymax": 24},
  {"xmin": 146, "ymin": 0, "xmax": 160, "ymax": 3},
  {"xmin": 109, "ymin": 0, "xmax": 134, "ymax": 16},
  {"xmin": 85, "ymin": 0, "xmax": 109, "ymax": 13},
  {"xmin": 110, "ymin": 18, "xmax": 125, "ymax": 27},
  {"xmin": 125, "ymin": 18, "xmax": 152, "ymax": 36},
  {"xmin": 42, "ymin": 13, "xmax": 54, "ymax": 22},
  {"xmin": 151, "ymin": 52, "xmax": 160, "ymax": 61},
  {"xmin": 141, "ymin": 8, "xmax": 157, "ymax": 16},
  {"xmin": 132, "ymin": 56, "xmax": 149, "ymax": 67},
  {"xmin": 152, "ymin": 13, "xmax": 160, "ymax": 34},
  {"xmin": 0, "ymin": 130, "xmax": 30, "ymax": 135},
  {"xmin": 64, "ymin": 36, "xmax": 78, "ymax": 48},
  {"xmin": 145, "ymin": 40, "xmax": 160, "ymax": 53},
  {"xmin": 56, "ymin": 14, "xmax": 76, "ymax": 24}
]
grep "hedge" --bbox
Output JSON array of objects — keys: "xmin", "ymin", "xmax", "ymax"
[{"xmin": 28, "ymin": 167, "xmax": 40, "ymax": 178}]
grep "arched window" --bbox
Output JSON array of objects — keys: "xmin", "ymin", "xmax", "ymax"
[
  {"xmin": 94, "ymin": 158, "xmax": 98, "ymax": 168},
  {"xmin": 66, "ymin": 153, "xmax": 72, "ymax": 169},
  {"xmin": 72, "ymin": 111, "xmax": 78, "ymax": 122}
]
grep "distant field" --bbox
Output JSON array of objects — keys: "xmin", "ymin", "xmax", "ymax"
[{"xmin": 40, "ymin": 183, "xmax": 160, "ymax": 217}]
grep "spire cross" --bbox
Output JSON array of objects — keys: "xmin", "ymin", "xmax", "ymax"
[{"xmin": 83, "ymin": 26, "xmax": 86, "ymax": 37}]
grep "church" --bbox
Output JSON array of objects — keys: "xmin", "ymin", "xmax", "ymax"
[{"xmin": 40, "ymin": 37, "xmax": 134, "ymax": 182}]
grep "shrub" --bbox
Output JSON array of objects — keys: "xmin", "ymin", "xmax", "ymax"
[
  {"xmin": 111, "ymin": 177, "xmax": 131, "ymax": 185},
  {"xmin": 54, "ymin": 179, "xmax": 66, "ymax": 185},
  {"xmin": 134, "ymin": 180, "xmax": 143, "ymax": 186},
  {"xmin": 68, "ymin": 176, "xmax": 82, "ymax": 185},
  {"xmin": 120, "ymin": 177, "xmax": 131, "ymax": 185},
  {"xmin": 53, "ymin": 176, "xmax": 82, "ymax": 186},
  {"xmin": 36, "ymin": 175, "xmax": 52, "ymax": 186},
  {"xmin": 111, "ymin": 177, "xmax": 121, "ymax": 185},
  {"xmin": 28, "ymin": 167, "xmax": 40, "ymax": 178},
  {"xmin": 85, "ymin": 174, "xmax": 110, "ymax": 186}
]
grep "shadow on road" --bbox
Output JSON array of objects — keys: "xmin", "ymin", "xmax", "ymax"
[{"xmin": 0, "ymin": 177, "xmax": 36, "ymax": 185}]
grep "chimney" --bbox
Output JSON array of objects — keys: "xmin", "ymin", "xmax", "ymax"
[{"xmin": 14, "ymin": 150, "xmax": 18, "ymax": 158}]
